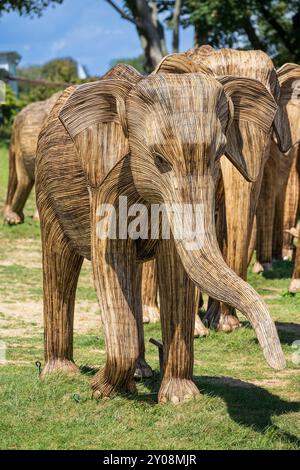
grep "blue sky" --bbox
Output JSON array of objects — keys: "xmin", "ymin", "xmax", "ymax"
[{"xmin": 0, "ymin": 0, "xmax": 194, "ymax": 75}]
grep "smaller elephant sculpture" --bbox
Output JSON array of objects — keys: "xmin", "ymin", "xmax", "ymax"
[
  {"xmin": 3, "ymin": 91, "xmax": 61, "ymax": 225},
  {"xmin": 36, "ymin": 63, "xmax": 285, "ymax": 403},
  {"xmin": 176, "ymin": 47, "xmax": 298, "ymax": 332},
  {"xmin": 254, "ymin": 63, "xmax": 300, "ymax": 273}
]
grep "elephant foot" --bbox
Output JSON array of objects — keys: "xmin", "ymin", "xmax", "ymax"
[
  {"xmin": 282, "ymin": 248, "xmax": 293, "ymax": 261},
  {"xmin": 4, "ymin": 209, "xmax": 24, "ymax": 225},
  {"xmin": 252, "ymin": 261, "xmax": 272, "ymax": 274},
  {"xmin": 91, "ymin": 368, "xmax": 137, "ymax": 399},
  {"xmin": 134, "ymin": 357, "xmax": 153, "ymax": 379},
  {"xmin": 40, "ymin": 358, "xmax": 80, "ymax": 378},
  {"xmin": 32, "ymin": 209, "xmax": 40, "ymax": 222},
  {"xmin": 158, "ymin": 378, "xmax": 201, "ymax": 404},
  {"xmin": 143, "ymin": 304, "xmax": 160, "ymax": 323},
  {"xmin": 289, "ymin": 278, "xmax": 300, "ymax": 294},
  {"xmin": 194, "ymin": 314, "xmax": 209, "ymax": 338},
  {"xmin": 217, "ymin": 313, "xmax": 241, "ymax": 332},
  {"xmin": 203, "ymin": 300, "xmax": 219, "ymax": 328},
  {"xmin": 204, "ymin": 301, "xmax": 241, "ymax": 332}
]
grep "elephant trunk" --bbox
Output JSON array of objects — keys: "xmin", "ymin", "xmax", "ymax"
[
  {"xmin": 175, "ymin": 238, "xmax": 285, "ymax": 370},
  {"xmin": 167, "ymin": 179, "xmax": 286, "ymax": 371}
]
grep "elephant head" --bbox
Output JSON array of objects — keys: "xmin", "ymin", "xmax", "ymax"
[
  {"xmin": 153, "ymin": 52, "xmax": 280, "ymax": 284},
  {"xmin": 58, "ymin": 65, "xmax": 285, "ymax": 370}
]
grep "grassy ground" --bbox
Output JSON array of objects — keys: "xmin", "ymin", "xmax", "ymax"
[{"xmin": 0, "ymin": 144, "xmax": 299, "ymax": 450}]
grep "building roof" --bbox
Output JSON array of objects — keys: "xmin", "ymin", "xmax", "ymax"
[{"xmin": 0, "ymin": 52, "xmax": 21, "ymax": 64}]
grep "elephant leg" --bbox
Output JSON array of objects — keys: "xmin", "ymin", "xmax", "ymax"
[
  {"xmin": 142, "ymin": 259, "xmax": 160, "ymax": 324},
  {"xmin": 194, "ymin": 289, "xmax": 209, "ymax": 337},
  {"xmin": 41, "ymin": 216, "xmax": 83, "ymax": 376},
  {"xmin": 32, "ymin": 207, "xmax": 40, "ymax": 222},
  {"xmin": 4, "ymin": 173, "xmax": 34, "ymax": 225},
  {"xmin": 205, "ymin": 197, "xmax": 241, "ymax": 333},
  {"xmin": 3, "ymin": 139, "xmax": 17, "ymax": 220},
  {"xmin": 272, "ymin": 192, "xmax": 285, "ymax": 261},
  {"xmin": 247, "ymin": 214, "xmax": 256, "ymax": 266},
  {"xmin": 134, "ymin": 263, "xmax": 153, "ymax": 379},
  {"xmin": 205, "ymin": 158, "xmax": 265, "ymax": 332},
  {"xmin": 289, "ymin": 240, "xmax": 300, "ymax": 293},
  {"xmin": 91, "ymin": 236, "xmax": 142, "ymax": 398},
  {"xmin": 254, "ymin": 160, "xmax": 276, "ymax": 274},
  {"xmin": 205, "ymin": 299, "xmax": 241, "ymax": 332},
  {"xmin": 156, "ymin": 238, "xmax": 200, "ymax": 404},
  {"xmin": 282, "ymin": 148, "xmax": 300, "ymax": 260}
]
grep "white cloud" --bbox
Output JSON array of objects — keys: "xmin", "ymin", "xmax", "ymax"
[{"xmin": 51, "ymin": 39, "xmax": 67, "ymax": 52}]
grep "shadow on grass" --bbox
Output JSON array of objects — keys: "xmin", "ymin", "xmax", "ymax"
[
  {"xmin": 80, "ymin": 365, "xmax": 99, "ymax": 376},
  {"xmin": 262, "ymin": 260, "xmax": 294, "ymax": 280},
  {"xmin": 275, "ymin": 321, "xmax": 300, "ymax": 345},
  {"xmin": 241, "ymin": 320, "xmax": 300, "ymax": 345},
  {"xmin": 134, "ymin": 372, "xmax": 300, "ymax": 445},
  {"xmin": 196, "ymin": 375, "xmax": 300, "ymax": 447}
]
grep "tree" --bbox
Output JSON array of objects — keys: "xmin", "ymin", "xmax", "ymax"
[
  {"xmin": 41, "ymin": 57, "xmax": 78, "ymax": 83},
  {"xmin": 179, "ymin": 0, "xmax": 300, "ymax": 64},
  {"xmin": 0, "ymin": 85, "xmax": 21, "ymax": 142},
  {"xmin": 0, "ymin": 0, "xmax": 63, "ymax": 16},
  {"xmin": 17, "ymin": 58, "xmax": 80, "ymax": 103},
  {"xmin": 171, "ymin": 0, "xmax": 182, "ymax": 53},
  {"xmin": 106, "ymin": 0, "xmax": 169, "ymax": 72}
]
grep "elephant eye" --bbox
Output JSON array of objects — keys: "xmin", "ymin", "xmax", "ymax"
[{"xmin": 154, "ymin": 153, "xmax": 173, "ymax": 173}]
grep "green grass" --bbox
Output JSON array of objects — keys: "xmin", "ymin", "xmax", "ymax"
[{"xmin": 0, "ymin": 144, "xmax": 300, "ymax": 450}]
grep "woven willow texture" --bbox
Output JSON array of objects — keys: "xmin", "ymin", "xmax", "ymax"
[
  {"xmin": 160, "ymin": 47, "xmax": 298, "ymax": 332},
  {"xmin": 36, "ymin": 61, "xmax": 286, "ymax": 403},
  {"xmin": 255, "ymin": 64, "xmax": 300, "ymax": 274}
]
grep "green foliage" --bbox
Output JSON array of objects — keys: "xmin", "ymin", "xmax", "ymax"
[
  {"xmin": 110, "ymin": 55, "xmax": 146, "ymax": 74},
  {"xmin": 41, "ymin": 57, "xmax": 78, "ymax": 83},
  {"xmin": 159, "ymin": 0, "xmax": 300, "ymax": 65},
  {"xmin": 0, "ymin": 57, "xmax": 84, "ymax": 141},
  {"xmin": 0, "ymin": 0, "xmax": 63, "ymax": 17},
  {"xmin": 17, "ymin": 64, "xmax": 45, "ymax": 101},
  {"xmin": 17, "ymin": 57, "xmax": 79, "ymax": 103},
  {"xmin": 0, "ymin": 85, "xmax": 21, "ymax": 142}
]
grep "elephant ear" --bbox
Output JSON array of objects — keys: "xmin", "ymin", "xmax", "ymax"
[
  {"xmin": 217, "ymin": 76, "xmax": 278, "ymax": 182},
  {"xmin": 273, "ymin": 63, "xmax": 300, "ymax": 151},
  {"xmin": 153, "ymin": 53, "xmax": 213, "ymax": 75},
  {"xmin": 102, "ymin": 62, "xmax": 143, "ymax": 82},
  {"xmin": 59, "ymin": 64, "xmax": 142, "ymax": 187}
]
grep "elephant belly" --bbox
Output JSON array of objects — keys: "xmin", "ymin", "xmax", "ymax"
[{"xmin": 54, "ymin": 176, "xmax": 91, "ymax": 260}]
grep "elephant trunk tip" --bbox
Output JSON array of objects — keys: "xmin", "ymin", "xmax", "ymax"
[{"xmin": 263, "ymin": 343, "xmax": 286, "ymax": 371}]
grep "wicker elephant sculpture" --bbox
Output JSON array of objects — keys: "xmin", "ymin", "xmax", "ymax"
[
  {"xmin": 36, "ymin": 63, "xmax": 285, "ymax": 403},
  {"xmin": 3, "ymin": 91, "xmax": 61, "ymax": 225}
]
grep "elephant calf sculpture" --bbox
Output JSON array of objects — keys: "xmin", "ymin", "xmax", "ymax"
[
  {"xmin": 36, "ymin": 64, "xmax": 285, "ymax": 403},
  {"xmin": 3, "ymin": 91, "xmax": 61, "ymax": 225}
]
